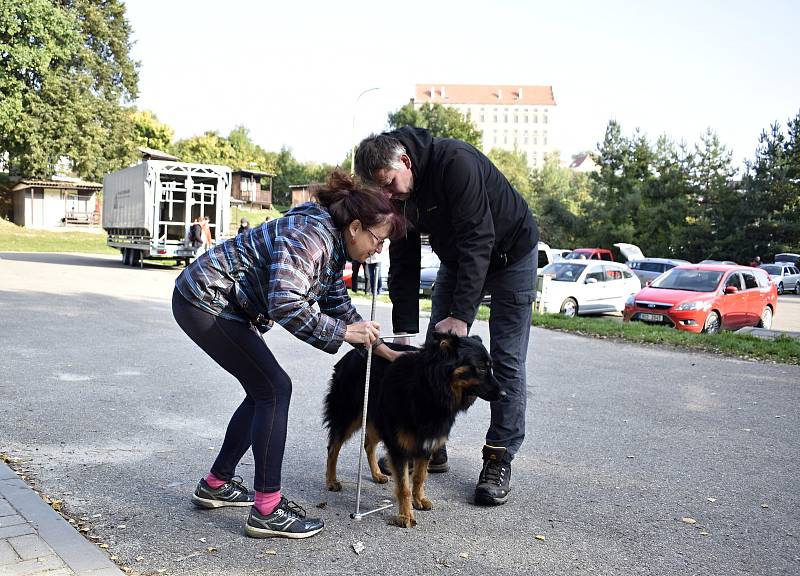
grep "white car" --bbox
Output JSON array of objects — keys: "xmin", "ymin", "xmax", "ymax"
[
  {"xmin": 760, "ymin": 263, "xmax": 800, "ymax": 295},
  {"xmin": 536, "ymin": 260, "xmax": 641, "ymax": 317}
]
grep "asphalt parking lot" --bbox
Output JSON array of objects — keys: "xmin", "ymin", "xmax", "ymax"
[{"xmin": 1, "ymin": 252, "xmax": 799, "ymax": 576}]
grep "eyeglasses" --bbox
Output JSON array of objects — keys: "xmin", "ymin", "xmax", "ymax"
[{"xmin": 365, "ymin": 228, "xmax": 385, "ymax": 245}]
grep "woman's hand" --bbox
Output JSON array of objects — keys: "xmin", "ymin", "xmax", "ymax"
[{"xmin": 345, "ymin": 320, "xmax": 381, "ymax": 347}]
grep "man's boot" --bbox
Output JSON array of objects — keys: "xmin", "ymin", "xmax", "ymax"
[{"xmin": 474, "ymin": 445, "xmax": 511, "ymax": 505}]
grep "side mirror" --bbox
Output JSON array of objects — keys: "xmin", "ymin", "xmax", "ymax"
[
  {"xmin": 724, "ymin": 286, "xmax": 739, "ymax": 295},
  {"xmin": 585, "ymin": 277, "xmax": 598, "ymax": 284}
]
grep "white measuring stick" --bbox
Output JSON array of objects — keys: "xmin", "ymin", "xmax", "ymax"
[{"xmin": 352, "ymin": 279, "xmax": 380, "ymax": 520}]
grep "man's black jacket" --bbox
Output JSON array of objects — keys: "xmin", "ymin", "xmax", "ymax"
[{"xmin": 388, "ymin": 127, "xmax": 539, "ymax": 333}]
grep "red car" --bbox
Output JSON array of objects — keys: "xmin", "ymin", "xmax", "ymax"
[
  {"xmin": 564, "ymin": 248, "xmax": 615, "ymax": 261},
  {"xmin": 623, "ymin": 264, "xmax": 777, "ymax": 333},
  {"xmin": 342, "ymin": 262, "xmax": 354, "ymax": 289}
]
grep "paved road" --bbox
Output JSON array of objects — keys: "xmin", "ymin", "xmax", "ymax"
[{"xmin": 1, "ymin": 252, "xmax": 799, "ymax": 576}]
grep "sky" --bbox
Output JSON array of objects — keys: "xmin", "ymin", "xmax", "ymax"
[{"xmin": 124, "ymin": 0, "xmax": 799, "ymax": 170}]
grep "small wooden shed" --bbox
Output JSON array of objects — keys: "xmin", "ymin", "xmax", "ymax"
[
  {"xmin": 9, "ymin": 177, "xmax": 102, "ymax": 228},
  {"xmin": 232, "ymin": 169, "xmax": 275, "ymax": 209}
]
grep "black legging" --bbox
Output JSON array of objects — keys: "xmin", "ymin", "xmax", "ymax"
[{"xmin": 172, "ymin": 289, "xmax": 290, "ymax": 493}]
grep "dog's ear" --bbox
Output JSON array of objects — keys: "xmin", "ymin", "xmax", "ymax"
[{"xmin": 433, "ymin": 332, "xmax": 458, "ymax": 353}]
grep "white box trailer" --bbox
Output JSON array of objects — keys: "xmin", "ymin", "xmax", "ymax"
[{"xmin": 103, "ymin": 161, "xmax": 232, "ymax": 266}]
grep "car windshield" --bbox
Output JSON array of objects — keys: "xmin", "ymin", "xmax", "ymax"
[
  {"xmin": 650, "ymin": 268, "xmax": 723, "ymax": 292},
  {"xmin": 541, "ymin": 262, "xmax": 586, "ymax": 282},
  {"xmin": 761, "ymin": 265, "xmax": 781, "ymax": 274},
  {"xmin": 564, "ymin": 252, "xmax": 588, "ymax": 260}
]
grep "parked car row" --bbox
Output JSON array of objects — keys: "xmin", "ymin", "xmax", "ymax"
[{"xmin": 344, "ymin": 240, "xmax": 788, "ymax": 336}]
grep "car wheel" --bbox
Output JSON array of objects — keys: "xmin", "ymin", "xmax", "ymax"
[
  {"xmin": 758, "ymin": 306, "xmax": 773, "ymax": 329},
  {"xmin": 777, "ymin": 282, "xmax": 784, "ymax": 295},
  {"xmin": 702, "ymin": 311, "xmax": 721, "ymax": 334},
  {"xmin": 560, "ymin": 298, "xmax": 578, "ymax": 317}
]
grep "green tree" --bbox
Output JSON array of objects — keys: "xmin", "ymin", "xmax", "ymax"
[
  {"xmin": 487, "ymin": 148, "xmax": 531, "ymax": 198},
  {"xmin": 529, "ymin": 153, "xmax": 591, "ymax": 247},
  {"xmin": 637, "ymin": 136, "xmax": 691, "ymax": 258},
  {"xmin": 683, "ymin": 129, "xmax": 740, "ymax": 261},
  {"xmin": 131, "ymin": 109, "xmax": 174, "ymax": 152},
  {"xmin": 388, "ymin": 102, "xmax": 482, "ymax": 148},
  {"xmin": 583, "ymin": 121, "xmax": 655, "ymax": 248},
  {"xmin": 742, "ymin": 111, "xmax": 800, "ymax": 259},
  {"xmin": 0, "ymin": 0, "xmax": 139, "ymax": 180},
  {"xmin": 171, "ymin": 131, "xmax": 237, "ymax": 165}
]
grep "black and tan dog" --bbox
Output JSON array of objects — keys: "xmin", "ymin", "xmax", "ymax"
[{"xmin": 323, "ymin": 333, "xmax": 503, "ymax": 527}]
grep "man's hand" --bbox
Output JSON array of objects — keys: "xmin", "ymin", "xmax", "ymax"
[
  {"xmin": 345, "ymin": 320, "xmax": 381, "ymax": 347},
  {"xmin": 434, "ymin": 316, "xmax": 468, "ymax": 337}
]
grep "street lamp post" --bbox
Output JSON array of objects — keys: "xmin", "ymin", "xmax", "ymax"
[{"xmin": 351, "ymin": 87, "xmax": 380, "ymax": 175}]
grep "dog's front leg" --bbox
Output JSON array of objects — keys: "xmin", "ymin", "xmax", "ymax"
[
  {"xmin": 412, "ymin": 456, "xmax": 432, "ymax": 510},
  {"xmin": 389, "ymin": 459, "xmax": 416, "ymax": 528}
]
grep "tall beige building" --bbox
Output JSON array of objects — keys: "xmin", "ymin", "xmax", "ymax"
[{"xmin": 414, "ymin": 84, "xmax": 556, "ymax": 168}]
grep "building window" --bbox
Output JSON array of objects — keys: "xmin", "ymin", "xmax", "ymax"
[
  {"xmin": 514, "ymin": 115, "xmax": 518, "ymax": 123},
  {"xmin": 480, "ymin": 114, "xmax": 485, "ymax": 123},
  {"xmin": 503, "ymin": 114, "xmax": 508, "ymax": 123},
  {"xmin": 524, "ymin": 134, "xmax": 529, "ymax": 145},
  {"xmin": 524, "ymin": 115, "xmax": 528, "ymax": 123},
  {"xmin": 533, "ymin": 134, "xmax": 538, "ymax": 145},
  {"xmin": 543, "ymin": 114, "xmax": 549, "ymax": 125},
  {"xmin": 533, "ymin": 115, "xmax": 538, "ymax": 124},
  {"xmin": 543, "ymin": 132, "xmax": 548, "ymax": 145},
  {"xmin": 493, "ymin": 114, "xmax": 498, "ymax": 123}
]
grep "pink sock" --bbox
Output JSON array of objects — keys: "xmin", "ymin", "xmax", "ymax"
[
  {"xmin": 254, "ymin": 490, "xmax": 281, "ymax": 515},
  {"xmin": 204, "ymin": 472, "xmax": 226, "ymax": 489}
]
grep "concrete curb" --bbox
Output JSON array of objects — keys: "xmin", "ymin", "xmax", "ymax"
[{"xmin": 0, "ymin": 461, "xmax": 124, "ymax": 575}]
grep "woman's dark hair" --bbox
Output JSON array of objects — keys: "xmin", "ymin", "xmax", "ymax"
[{"xmin": 311, "ymin": 168, "xmax": 405, "ymax": 240}]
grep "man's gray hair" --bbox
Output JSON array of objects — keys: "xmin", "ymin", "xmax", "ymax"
[{"xmin": 354, "ymin": 133, "xmax": 406, "ymax": 184}]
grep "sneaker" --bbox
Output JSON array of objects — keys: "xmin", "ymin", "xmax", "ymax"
[
  {"xmin": 474, "ymin": 445, "xmax": 511, "ymax": 506},
  {"xmin": 377, "ymin": 445, "xmax": 450, "ymax": 476},
  {"xmin": 245, "ymin": 498, "xmax": 324, "ymax": 539},
  {"xmin": 191, "ymin": 476, "xmax": 254, "ymax": 508}
]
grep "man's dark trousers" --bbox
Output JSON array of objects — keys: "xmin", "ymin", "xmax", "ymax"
[{"xmin": 426, "ymin": 250, "xmax": 536, "ymax": 460}]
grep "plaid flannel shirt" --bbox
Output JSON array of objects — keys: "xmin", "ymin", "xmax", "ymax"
[{"xmin": 175, "ymin": 203, "xmax": 361, "ymax": 353}]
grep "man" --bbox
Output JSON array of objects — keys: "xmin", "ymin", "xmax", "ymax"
[{"xmin": 355, "ymin": 127, "xmax": 539, "ymax": 506}]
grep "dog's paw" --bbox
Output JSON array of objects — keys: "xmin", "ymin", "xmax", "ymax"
[
  {"xmin": 326, "ymin": 480, "xmax": 342, "ymax": 492},
  {"xmin": 389, "ymin": 514, "xmax": 417, "ymax": 528},
  {"xmin": 372, "ymin": 473, "xmax": 389, "ymax": 484},
  {"xmin": 413, "ymin": 497, "xmax": 432, "ymax": 511}
]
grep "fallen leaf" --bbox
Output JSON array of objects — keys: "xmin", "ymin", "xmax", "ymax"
[
  {"xmin": 207, "ymin": 547, "xmax": 217, "ymax": 552},
  {"xmin": 681, "ymin": 517, "xmax": 697, "ymax": 525},
  {"xmin": 117, "ymin": 524, "xmax": 126, "ymax": 529},
  {"xmin": 761, "ymin": 503, "xmax": 769, "ymax": 509},
  {"xmin": 99, "ymin": 543, "xmax": 109, "ymax": 549},
  {"xmin": 110, "ymin": 555, "xmax": 118, "ymax": 561},
  {"xmin": 316, "ymin": 501, "xmax": 328, "ymax": 509},
  {"xmin": 535, "ymin": 534, "xmax": 546, "ymax": 541},
  {"xmin": 699, "ymin": 531, "xmax": 709, "ymax": 536},
  {"xmin": 459, "ymin": 552, "xmax": 469, "ymax": 559},
  {"xmin": 91, "ymin": 513, "xmax": 102, "ymax": 519},
  {"xmin": 157, "ymin": 570, "xmax": 167, "ymax": 574},
  {"xmin": 352, "ymin": 541, "xmax": 366, "ymax": 555},
  {"xmin": 135, "ymin": 556, "xmax": 145, "ymax": 561},
  {"xmin": 264, "ymin": 549, "xmax": 277, "ymax": 556},
  {"xmin": 199, "ymin": 537, "xmax": 207, "ymax": 543},
  {"xmin": 707, "ymin": 498, "xmax": 717, "ymax": 503}
]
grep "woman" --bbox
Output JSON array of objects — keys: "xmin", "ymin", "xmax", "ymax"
[{"xmin": 172, "ymin": 169, "xmax": 404, "ymax": 539}]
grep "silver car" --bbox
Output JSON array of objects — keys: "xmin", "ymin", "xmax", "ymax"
[
  {"xmin": 760, "ymin": 263, "xmax": 800, "ymax": 295},
  {"xmin": 627, "ymin": 258, "xmax": 691, "ymax": 287}
]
